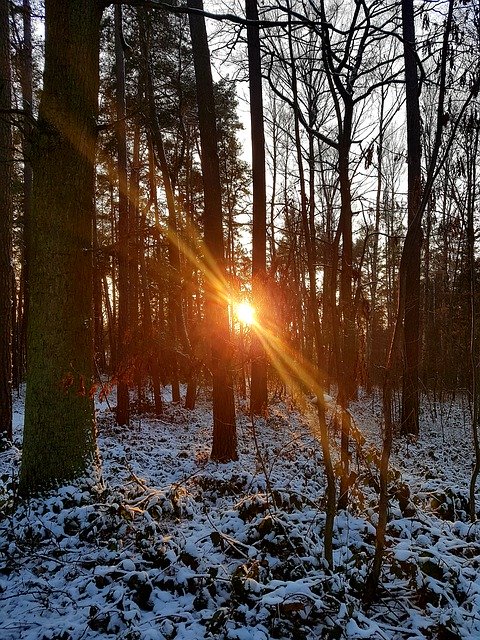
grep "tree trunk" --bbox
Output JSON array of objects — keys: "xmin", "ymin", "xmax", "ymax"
[
  {"xmin": 0, "ymin": 0, "xmax": 13, "ymax": 440},
  {"xmin": 337, "ymin": 106, "xmax": 354, "ymax": 510},
  {"xmin": 93, "ymin": 199, "xmax": 106, "ymax": 371},
  {"xmin": 366, "ymin": 89, "xmax": 385, "ymax": 393},
  {"xmin": 115, "ymin": 5, "xmax": 130, "ymax": 426},
  {"xmin": 15, "ymin": 0, "xmax": 33, "ymax": 388},
  {"xmin": 466, "ymin": 118, "xmax": 480, "ymax": 521},
  {"xmin": 20, "ymin": 0, "xmax": 101, "ymax": 493},
  {"xmin": 129, "ymin": 119, "xmax": 141, "ymax": 407},
  {"xmin": 246, "ymin": 0, "xmax": 268, "ymax": 415},
  {"xmin": 287, "ymin": 8, "xmax": 336, "ymax": 567},
  {"xmin": 184, "ymin": 148, "xmax": 200, "ymax": 411},
  {"xmin": 188, "ymin": 0, "xmax": 237, "ymax": 461},
  {"xmin": 146, "ymin": 82, "xmax": 181, "ymax": 403},
  {"xmin": 400, "ymin": 0, "xmax": 423, "ymax": 436}
]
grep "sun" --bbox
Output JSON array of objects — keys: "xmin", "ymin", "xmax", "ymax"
[{"xmin": 236, "ymin": 301, "xmax": 256, "ymax": 326}]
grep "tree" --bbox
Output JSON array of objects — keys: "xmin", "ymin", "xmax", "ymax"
[
  {"xmin": 465, "ymin": 111, "xmax": 480, "ymax": 521},
  {"xmin": 19, "ymin": 0, "xmax": 102, "ymax": 494},
  {"xmin": 400, "ymin": 0, "xmax": 423, "ymax": 437},
  {"xmin": 0, "ymin": 0, "xmax": 13, "ymax": 441},
  {"xmin": 188, "ymin": 0, "xmax": 237, "ymax": 461},
  {"xmin": 246, "ymin": 0, "xmax": 268, "ymax": 415},
  {"xmin": 14, "ymin": 0, "xmax": 33, "ymax": 388},
  {"xmin": 142, "ymin": 31, "xmax": 183, "ymax": 405},
  {"xmin": 115, "ymin": 4, "xmax": 130, "ymax": 427}
]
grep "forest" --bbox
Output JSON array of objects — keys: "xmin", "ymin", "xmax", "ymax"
[{"xmin": 1, "ymin": 0, "xmax": 480, "ymax": 638}]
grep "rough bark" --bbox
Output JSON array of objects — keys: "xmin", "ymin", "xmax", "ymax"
[{"xmin": 20, "ymin": 0, "xmax": 101, "ymax": 493}]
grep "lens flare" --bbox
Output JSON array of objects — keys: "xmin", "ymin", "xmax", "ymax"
[{"xmin": 236, "ymin": 301, "xmax": 256, "ymax": 325}]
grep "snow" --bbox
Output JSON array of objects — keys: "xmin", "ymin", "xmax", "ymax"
[{"xmin": 1, "ymin": 387, "xmax": 480, "ymax": 639}]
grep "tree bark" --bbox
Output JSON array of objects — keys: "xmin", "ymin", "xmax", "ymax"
[
  {"xmin": 0, "ymin": 0, "xmax": 13, "ymax": 440},
  {"xmin": 466, "ymin": 117, "xmax": 480, "ymax": 521},
  {"xmin": 188, "ymin": 0, "xmax": 237, "ymax": 461},
  {"xmin": 400, "ymin": 0, "xmax": 423, "ymax": 436},
  {"xmin": 115, "ymin": 4, "xmax": 130, "ymax": 426},
  {"xmin": 246, "ymin": 0, "xmax": 268, "ymax": 416},
  {"xmin": 129, "ymin": 118, "xmax": 141, "ymax": 406},
  {"xmin": 15, "ymin": 0, "xmax": 33, "ymax": 388},
  {"xmin": 20, "ymin": 0, "xmax": 101, "ymax": 493}
]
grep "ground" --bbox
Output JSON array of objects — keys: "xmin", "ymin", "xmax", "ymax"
[{"xmin": 0, "ymin": 387, "xmax": 479, "ymax": 639}]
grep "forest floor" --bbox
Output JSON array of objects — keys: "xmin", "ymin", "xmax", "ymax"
[{"xmin": 0, "ymin": 386, "xmax": 479, "ymax": 639}]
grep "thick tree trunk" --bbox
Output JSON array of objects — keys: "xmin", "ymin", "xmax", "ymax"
[
  {"xmin": 246, "ymin": 0, "xmax": 268, "ymax": 415},
  {"xmin": 188, "ymin": 0, "xmax": 237, "ymax": 461},
  {"xmin": 0, "ymin": 0, "xmax": 13, "ymax": 440},
  {"xmin": 400, "ymin": 0, "xmax": 423, "ymax": 436},
  {"xmin": 20, "ymin": 0, "xmax": 101, "ymax": 493}
]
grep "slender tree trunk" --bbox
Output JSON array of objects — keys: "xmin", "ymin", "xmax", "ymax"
[
  {"xmin": 467, "ymin": 120, "xmax": 480, "ymax": 521},
  {"xmin": 93, "ymin": 199, "xmax": 106, "ymax": 371},
  {"xmin": 115, "ymin": 5, "xmax": 130, "ymax": 426},
  {"xmin": 16, "ymin": 0, "xmax": 33, "ymax": 387},
  {"xmin": 188, "ymin": 0, "xmax": 237, "ymax": 461},
  {"xmin": 103, "ymin": 274, "xmax": 115, "ymax": 368},
  {"xmin": 366, "ymin": 90, "xmax": 385, "ymax": 393},
  {"xmin": 184, "ymin": 148, "xmax": 200, "ymax": 410},
  {"xmin": 139, "ymin": 206, "xmax": 163, "ymax": 416},
  {"xmin": 130, "ymin": 119, "xmax": 141, "ymax": 406},
  {"xmin": 287, "ymin": 8, "xmax": 335, "ymax": 567},
  {"xmin": 143, "ymin": 134, "xmax": 164, "ymax": 415},
  {"xmin": 145, "ymin": 79, "xmax": 181, "ymax": 403},
  {"xmin": 0, "ymin": 0, "xmax": 13, "ymax": 440},
  {"xmin": 337, "ymin": 107, "xmax": 354, "ymax": 510},
  {"xmin": 400, "ymin": 0, "xmax": 423, "ymax": 436},
  {"xmin": 268, "ymin": 96, "xmax": 278, "ymax": 273},
  {"xmin": 246, "ymin": 0, "xmax": 268, "ymax": 415},
  {"xmin": 338, "ymin": 109, "xmax": 356, "ymax": 398},
  {"xmin": 20, "ymin": 0, "xmax": 101, "ymax": 493},
  {"xmin": 107, "ymin": 161, "xmax": 118, "ymax": 370}
]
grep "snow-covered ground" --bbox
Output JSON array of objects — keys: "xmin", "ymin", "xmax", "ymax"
[{"xmin": 1, "ymin": 388, "xmax": 479, "ymax": 639}]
